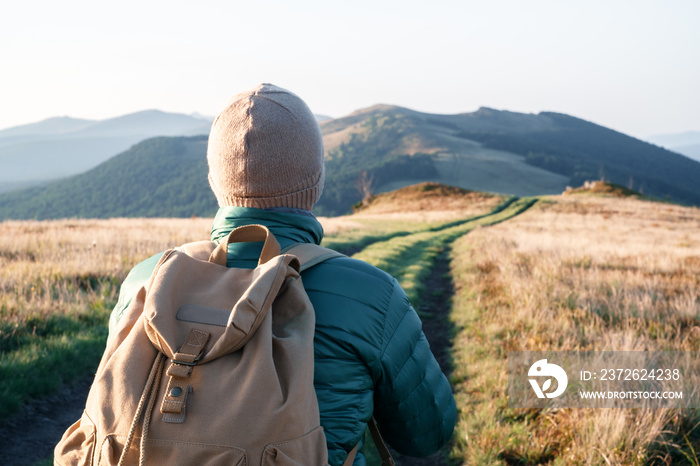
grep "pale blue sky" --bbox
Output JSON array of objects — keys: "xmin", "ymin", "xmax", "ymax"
[{"xmin": 1, "ymin": 0, "xmax": 698, "ymax": 139}]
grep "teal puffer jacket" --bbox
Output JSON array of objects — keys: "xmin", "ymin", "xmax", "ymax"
[{"xmin": 109, "ymin": 207, "xmax": 456, "ymax": 465}]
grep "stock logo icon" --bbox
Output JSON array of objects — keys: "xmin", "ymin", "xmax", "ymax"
[{"xmin": 528, "ymin": 359, "xmax": 568, "ymax": 398}]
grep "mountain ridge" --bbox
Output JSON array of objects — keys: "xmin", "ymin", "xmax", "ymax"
[
  {"xmin": 0, "ymin": 110, "xmax": 213, "ymax": 191},
  {"xmin": 64, "ymin": 110, "xmax": 212, "ymax": 138},
  {"xmin": 0, "ymin": 116, "xmax": 97, "ymax": 138},
  {"xmin": 1, "ymin": 105, "xmax": 699, "ymax": 219},
  {"xmin": 0, "ymin": 111, "xmax": 343, "ymax": 192}
]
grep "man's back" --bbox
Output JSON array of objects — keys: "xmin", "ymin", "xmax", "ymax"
[{"xmin": 109, "ymin": 207, "xmax": 456, "ymax": 465}]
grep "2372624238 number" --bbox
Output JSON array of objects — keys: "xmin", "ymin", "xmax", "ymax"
[{"xmin": 600, "ymin": 368, "xmax": 680, "ymax": 381}]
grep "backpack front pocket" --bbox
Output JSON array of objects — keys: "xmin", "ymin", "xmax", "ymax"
[{"xmin": 99, "ymin": 435, "xmax": 246, "ymax": 466}]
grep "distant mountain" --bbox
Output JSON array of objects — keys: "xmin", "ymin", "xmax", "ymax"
[
  {"xmin": 645, "ymin": 131, "xmax": 700, "ymax": 162},
  {"xmin": 0, "ymin": 110, "xmax": 212, "ymax": 192},
  {"xmin": 1, "ymin": 106, "xmax": 699, "ymax": 219},
  {"xmin": 0, "ymin": 116, "xmax": 96, "ymax": 138},
  {"xmin": 315, "ymin": 105, "xmax": 571, "ymax": 215},
  {"xmin": 670, "ymin": 143, "xmax": 700, "ymax": 162},
  {"xmin": 646, "ymin": 131, "xmax": 700, "ymax": 149},
  {"xmin": 65, "ymin": 110, "xmax": 211, "ymax": 138}
]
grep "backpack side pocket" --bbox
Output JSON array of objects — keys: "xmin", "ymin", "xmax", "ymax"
[{"xmin": 54, "ymin": 411, "xmax": 96, "ymax": 466}]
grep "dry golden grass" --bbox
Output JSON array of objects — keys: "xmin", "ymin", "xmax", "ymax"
[
  {"xmin": 0, "ymin": 218, "xmax": 212, "ymax": 317},
  {"xmin": 0, "ymin": 204, "xmax": 477, "ymax": 326},
  {"xmin": 480, "ymin": 196, "xmax": 700, "ymax": 351},
  {"xmin": 449, "ymin": 195, "xmax": 700, "ymax": 465}
]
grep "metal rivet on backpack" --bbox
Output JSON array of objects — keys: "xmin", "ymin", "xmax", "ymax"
[{"xmin": 170, "ymin": 387, "xmax": 183, "ymax": 397}]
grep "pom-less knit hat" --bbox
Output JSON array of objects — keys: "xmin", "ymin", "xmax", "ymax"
[{"xmin": 207, "ymin": 83, "xmax": 325, "ymax": 210}]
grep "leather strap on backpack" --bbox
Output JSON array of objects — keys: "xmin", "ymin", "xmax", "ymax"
[
  {"xmin": 161, "ymin": 329, "xmax": 210, "ymax": 423},
  {"xmin": 341, "ymin": 418, "xmax": 394, "ymax": 466},
  {"xmin": 342, "ymin": 443, "xmax": 359, "ymax": 466},
  {"xmin": 368, "ymin": 417, "xmax": 395, "ymax": 466}
]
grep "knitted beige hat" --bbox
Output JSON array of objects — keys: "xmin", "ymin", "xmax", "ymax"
[{"xmin": 206, "ymin": 83, "xmax": 324, "ymax": 210}]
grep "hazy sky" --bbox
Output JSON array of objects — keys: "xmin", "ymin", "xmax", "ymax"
[{"xmin": 1, "ymin": 0, "xmax": 698, "ymax": 139}]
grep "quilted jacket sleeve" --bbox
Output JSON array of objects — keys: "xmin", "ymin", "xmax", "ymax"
[{"xmin": 372, "ymin": 279, "xmax": 456, "ymax": 456}]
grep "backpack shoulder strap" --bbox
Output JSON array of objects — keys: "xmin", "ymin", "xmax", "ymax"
[{"xmin": 282, "ymin": 243, "xmax": 345, "ymax": 272}]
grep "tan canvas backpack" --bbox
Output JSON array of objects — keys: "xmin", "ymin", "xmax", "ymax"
[{"xmin": 55, "ymin": 224, "xmax": 343, "ymax": 466}]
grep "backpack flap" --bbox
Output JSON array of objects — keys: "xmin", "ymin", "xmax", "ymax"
[{"xmin": 142, "ymin": 225, "xmax": 301, "ymax": 363}]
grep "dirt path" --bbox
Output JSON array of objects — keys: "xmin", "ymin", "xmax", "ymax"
[
  {"xmin": 0, "ymin": 375, "xmax": 91, "ymax": 466},
  {"xmin": 416, "ymin": 248, "xmax": 455, "ymax": 376},
  {"xmin": 390, "ymin": 248, "xmax": 456, "ymax": 466}
]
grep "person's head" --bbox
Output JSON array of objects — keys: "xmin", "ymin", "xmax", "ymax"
[{"xmin": 206, "ymin": 83, "xmax": 324, "ymax": 211}]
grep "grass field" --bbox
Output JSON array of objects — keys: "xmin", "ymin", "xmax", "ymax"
[
  {"xmin": 1, "ymin": 185, "xmax": 699, "ymax": 465},
  {"xmin": 448, "ymin": 195, "xmax": 700, "ymax": 465}
]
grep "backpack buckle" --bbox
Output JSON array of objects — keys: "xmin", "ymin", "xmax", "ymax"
[
  {"xmin": 161, "ymin": 329, "xmax": 210, "ymax": 422},
  {"xmin": 171, "ymin": 358, "xmax": 198, "ymax": 367}
]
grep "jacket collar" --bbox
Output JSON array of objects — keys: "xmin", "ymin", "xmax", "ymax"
[{"xmin": 210, "ymin": 206, "xmax": 324, "ymax": 249}]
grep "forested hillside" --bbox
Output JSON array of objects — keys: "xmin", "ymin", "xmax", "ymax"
[
  {"xmin": 316, "ymin": 111, "xmax": 438, "ymax": 215},
  {"xmin": 0, "ymin": 136, "xmax": 217, "ymax": 219}
]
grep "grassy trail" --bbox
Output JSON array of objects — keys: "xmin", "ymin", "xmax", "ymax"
[
  {"xmin": 352, "ymin": 197, "xmax": 538, "ymax": 465},
  {"xmin": 352, "ymin": 197, "xmax": 537, "ymax": 306},
  {"xmin": 321, "ymin": 195, "xmax": 516, "ymax": 256}
]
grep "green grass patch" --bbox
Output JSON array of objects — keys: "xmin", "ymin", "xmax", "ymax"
[
  {"xmin": 322, "ymin": 220, "xmax": 430, "ymax": 255},
  {"xmin": 0, "ymin": 309, "xmax": 109, "ymax": 354},
  {"xmin": 322, "ymin": 194, "xmax": 517, "ymax": 255},
  {"xmin": 0, "ymin": 277, "xmax": 116, "ymax": 420},
  {"xmin": 322, "ymin": 216, "xmax": 468, "ymax": 255},
  {"xmin": 0, "ymin": 309, "xmax": 109, "ymax": 418}
]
